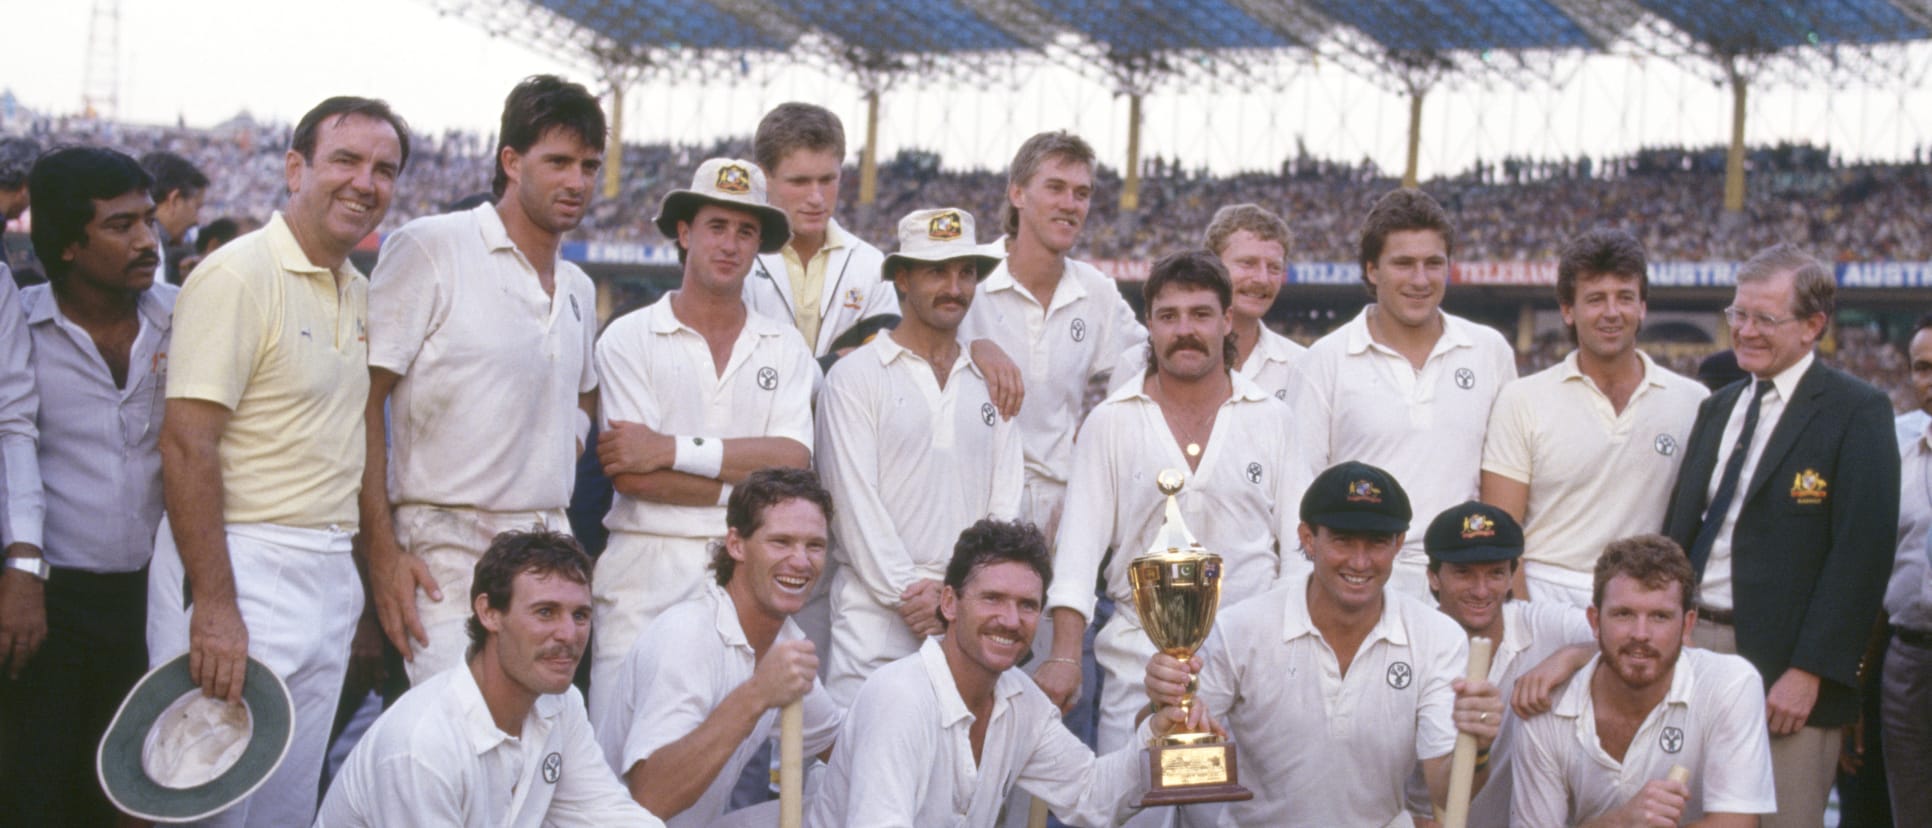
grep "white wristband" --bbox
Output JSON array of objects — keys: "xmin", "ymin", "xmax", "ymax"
[
  {"xmin": 672, "ymin": 435, "xmax": 724, "ymax": 479},
  {"xmin": 716, "ymin": 482, "xmax": 734, "ymax": 507}
]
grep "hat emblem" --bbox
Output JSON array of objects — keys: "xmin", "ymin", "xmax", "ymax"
[
  {"xmin": 715, "ymin": 164, "xmax": 752, "ymax": 194},
  {"xmin": 1460, "ymin": 513, "xmax": 1495, "ymax": 539},
  {"xmin": 928, "ymin": 211, "xmax": 964, "ymax": 241},
  {"xmin": 1346, "ymin": 479, "xmax": 1382, "ymax": 503}
]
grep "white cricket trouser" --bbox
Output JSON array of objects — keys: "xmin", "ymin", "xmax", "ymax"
[
  {"xmin": 1522, "ymin": 560, "xmax": 1594, "ymax": 608},
  {"xmin": 393, "ymin": 504, "xmax": 570, "ymax": 684},
  {"xmin": 825, "ymin": 565, "xmax": 931, "ymax": 705},
  {"xmin": 588, "ymin": 530, "xmax": 715, "ymax": 718},
  {"xmin": 146, "ymin": 515, "xmax": 361, "ymax": 828}
]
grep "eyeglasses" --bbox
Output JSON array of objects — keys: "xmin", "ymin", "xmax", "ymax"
[{"xmin": 1722, "ymin": 307, "xmax": 1799, "ymax": 330}]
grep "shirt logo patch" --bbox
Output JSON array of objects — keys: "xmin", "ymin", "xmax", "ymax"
[
  {"xmin": 1654, "ymin": 434, "xmax": 1677, "ymax": 456},
  {"xmin": 1387, "ymin": 661, "xmax": 1413, "ymax": 690},
  {"xmin": 980, "ymin": 402, "xmax": 997, "ymax": 426},
  {"xmin": 756, "ymin": 367, "xmax": 779, "ymax": 391},
  {"xmin": 1274, "ymin": 389, "xmax": 1287, "ymax": 400},
  {"xmin": 1660, "ymin": 726, "xmax": 1684, "ymax": 754},
  {"xmin": 1461, "ymin": 513, "xmax": 1496, "ymax": 539},
  {"xmin": 542, "ymin": 752, "xmax": 562, "ymax": 783},
  {"xmin": 1347, "ymin": 479, "xmax": 1383, "ymax": 503},
  {"xmin": 842, "ymin": 287, "xmax": 863, "ymax": 311},
  {"xmin": 1454, "ymin": 367, "xmax": 1476, "ymax": 390},
  {"xmin": 1069, "ymin": 318, "xmax": 1087, "ymax": 342},
  {"xmin": 1791, "ymin": 469, "xmax": 1828, "ymax": 504},
  {"xmin": 1245, "ymin": 462, "xmax": 1263, "ymax": 484}
]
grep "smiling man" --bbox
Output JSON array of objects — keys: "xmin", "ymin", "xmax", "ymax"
[
  {"xmin": 360, "ymin": 75, "xmax": 606, "ymax": 685},
  {"xmin": 0, "ymin": 147, "xmax": 174, "ymax": 825},
  {"xmin": 1046, "ymin": 250, "xmax": 1302, "ymax": 764},
  {"xmin": 815, "ymin": 208, "xmax": 1020, "ymax": 703},
  {"xmin": 592, "ymin": 468, "xmax": 842, "ymax": 826},
  {"xmin": 1402, "ymin": 502, "xmax": 1594, "ymax": 827},
  {"xmin": 1481, "ymin": 229, "xmax": 1707, "ymax": 607},
  {"xmin": 148, "ymin": 96, "xmax": 407, "ymax": 828},
  {"xmin": 812, "ymin": 519, "xmax": 1197, "ymax": 828},
  {"xmin": 1288, "ymin": 189, "xmax": 1517, "ymax": 599},
  {"xmin": 1145, "ymin": 461, "xmax": 1506, "ymax": 827},
  {"xmin": 589, "ymin": 158, "xmax": 816, "ymax": 715},
  {"xmin": 1112, "ymin": 204, "xmax": 1306, "ymax": 400},
  {"xmin": 318, "ymin": 530, "xmax": 663, "ymax": 827},
  {"xmin": 1512, "ymin": 534, "xmax": 1775, "ymax": 827},
  {"xmin": 1663, "ymin": 243, "xmax": 1899, "ymax": 828}
]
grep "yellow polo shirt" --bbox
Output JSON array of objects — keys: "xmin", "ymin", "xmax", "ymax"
[
  {"xmin": 779, "ymin": 222, "xmax": 850, "ymax": 349},
  {"xmin": 168, "ymin": 212, "xmax": 370, "ymax": 529}
]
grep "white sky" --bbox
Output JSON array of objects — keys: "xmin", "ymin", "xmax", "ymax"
[{"xmin": 5, "ymin": 0, "xmax": 1931, "ymax": 177}]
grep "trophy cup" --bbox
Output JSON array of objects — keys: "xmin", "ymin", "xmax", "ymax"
[{"xmin": 1128, "ymin": 469, "xmax": 1252, "ymax": 806}]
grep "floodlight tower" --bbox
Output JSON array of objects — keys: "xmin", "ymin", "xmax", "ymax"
[{"xmin": 82, "ymin": 0, "xmax": 121, "ymax": 120}]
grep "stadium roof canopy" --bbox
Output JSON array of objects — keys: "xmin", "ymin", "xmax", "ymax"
[{"xmin": 472, "ymin": 0, "xmax": 1932, "ymax": 75}]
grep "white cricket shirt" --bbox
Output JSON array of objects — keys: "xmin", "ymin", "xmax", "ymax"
[
  {"xmin": 1483, "ymin": 351, "xmax": 1706, "ymax": 575},
  {"xmin": 595, "ymin": 295, "xmax": 818, "ymax": 538},
  {"xmin": 368, "ymin": 204, "xmax": 599, "ymax": 512},
  {"xmin": 1511, "ymin": 648, "xmax": 1776, "ymax": 826}
]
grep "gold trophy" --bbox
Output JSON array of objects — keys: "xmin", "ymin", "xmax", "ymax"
[{"xmin": 1127, "ymin": 469, "xmax": 1252, "ymax": 806}]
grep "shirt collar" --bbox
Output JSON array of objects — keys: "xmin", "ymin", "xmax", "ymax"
[
  {"xmin": 1342, "ymin": 306, "xmax": 1472, "ymax": 358},
  {"xmin": 452, "ymin": 663, "xmax": 565, "ymax": 756},
  {"xmin": 1551, "ymin": 651, "xmax": 1696, "ymax": 718},
  {"xmin": 781, "ymin": 218, "xmax": 851, "ymax": 264},
  {"xmin": 24, "ymin": 283, "xmax": 174, "ymax": 332},
  {"xmin": 873, "ymin": 332, "xmax": 978, "ymax": 378},
  {"xmin": 917, "ymin": 637, "xmax": 1028, "ymax": 729},
  {"xmin": 1278, "ymin": 571, "xmax": 1412, "ymax": 649},
  {"xmin": 706, "ymin": 582, "xmax": 752, "ymax": 652},
  {"xmin": 977, "ymin": 258, "xmax": 1089, "ymax": 308},
  {"xmin": 1761, "ymin": 350, "xmax": 1814, "ymax": 402},
  {"xmin": 1557, "ymin": 350, "xmax": 1669, "ymax": 392},
  {"xmin": 473, "ymin": 201, "xmax": 518, "ymax": 253},
  {"xmin": 1254, "ymin": 326, "xmax": 1299, "ymax": 365},
  {"xmin": 645, "ymin": 294, "xmax": 790, "ymax": 339},
  {"xmin": 264, "ymin": 211, "xmax": 347, "ymax": 280},
  {"xmin": 1098, "ymin": 369, "xmax": 1272, "ymax": 407}
]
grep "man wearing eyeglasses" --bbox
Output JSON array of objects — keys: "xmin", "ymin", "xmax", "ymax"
[{"xmin": 1663, "ymin": 243, "xmax": 1899, "ymax": 828}]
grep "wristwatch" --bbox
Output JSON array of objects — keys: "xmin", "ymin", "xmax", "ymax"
[{"xmin": 4, "ymin": 556, "xmax": 49, "ymax": 581}]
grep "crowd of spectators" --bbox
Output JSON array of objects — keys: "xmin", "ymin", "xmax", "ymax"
[
  {"xmin": 8, "ymin": 115, "xmax": 1932, "ymax": 265},
  {"xmin": 5, "ymin": 117, "xmax": 1927, "ymax": 408}
]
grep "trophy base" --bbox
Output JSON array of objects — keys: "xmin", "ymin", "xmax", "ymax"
[{"xmin": 1138, "ymin": 738, "xmax": 1253, "ymax": 807}]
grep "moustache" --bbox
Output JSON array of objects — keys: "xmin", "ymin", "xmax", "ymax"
[
  {"xmin": 933, "ymin": 295, "xmax": 969, "ymax": 308},
  {"xmin": 537, "ymin": 644, "xmax": 583, "ymax": 662},
  {"xmin": 1164, "ymin": 337, "xmax": 1210, "ymax": 358},
  {"xmin": 129, "ymin": 255, "xmax": 160, "ymax": 272},
  {"xmin": 1617, "ymin": 644, "xmax": 1661, "ymax": 661}
]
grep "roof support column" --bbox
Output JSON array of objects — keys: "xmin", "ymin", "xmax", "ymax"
[
  {"xmin": 1724, "ymin": 59, "xmax": 1747, "ymax": 214},
  {"xmin": 860, "ymin": 87, "xmax": 880, "ymax": 207},
  {"xmin": 603, "ymin": 79, "xmax": 626, "ymax": 200},
  {"xmin": 1404, "ymin": 82, "xmax": 1426, "ymax": 189},
  {"xmin": 1122, "ymin": 91, "xmax": 1143, "ymax": 211}
]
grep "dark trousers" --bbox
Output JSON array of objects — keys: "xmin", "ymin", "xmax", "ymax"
[{"xmin": 0, "ymin": 566, "xmax": 148, "ymax": 826}]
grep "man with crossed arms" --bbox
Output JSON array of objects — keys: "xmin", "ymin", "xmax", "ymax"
[{"xmin": 816, "ymin": 207, "xmax": 1021, "ymax": 703}]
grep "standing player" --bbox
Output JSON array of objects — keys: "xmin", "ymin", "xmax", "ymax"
[
  {"xmin": 1043, "ymin": 250, "xmax": 1301, "ymax": 746},
  {"xmin": 1288, "ymin": 189, "xmax": 1516, "ymax": 598},
  {"xmin": 744, "ymin": 102, "xmax": 896, "ymax": 359},
  {"xmin": 815, "ymin": 207, "xmax": 1019, "ymax": 702},
  {"xmin": 594, "ymin": 468, "xmax": 841, "ymax": 826},
  {"xmin": 1512, "ymin": 535, "xmax": 1775, "ymax": 827},
  {"xmin": 317, "ymin": 530, "xmax": 663, "ymax": 827},
  {"xmin": 1481, "ymin": 229, "xmax": 1706, "ymax": 607},
  {"xmin": 1144, "ymin": 462, "xmax": 1506, "ymax": 826},
  {"xmin": 150, "ymin": 97, "xmax": 408, "ymax": 827},
  {"xmin": 361, "ymin": 75, "xmax": 605, "ymax": 683},
  {"xmin": 1404, "ymin": 502, "xmax": 1595, "ymax": 827},
  {"xmin": 590, "ymin": 158, "xmax": 816, "ymax": 714},
  {"xmin": 959, "ymin": 130, "xmax": 1145, "ymax": 542},
  {"xmin": 1112, "ymin": 203, "xmax": 1306, "ymax": 399},
  {"xmin": 1663, "ymin": 244, "xmax": 1898, "ymax": 828}
]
